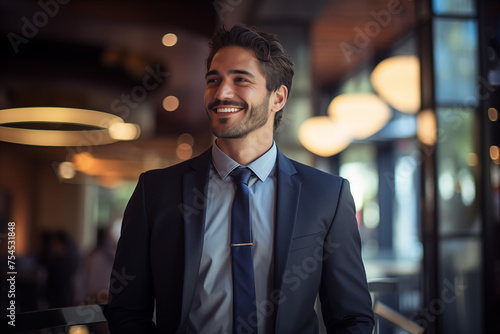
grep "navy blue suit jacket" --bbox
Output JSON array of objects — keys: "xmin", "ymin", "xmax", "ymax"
[{"xmin": 104, "ymin": 147, "xmax": 374, "ymax": 333}]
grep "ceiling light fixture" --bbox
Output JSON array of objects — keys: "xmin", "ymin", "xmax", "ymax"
[
  {"xmin": 162, "ymin": 33, "xmax": 178, "ymax": 47},
  {"xmin": 298, "ymin": 116, "xmax": 352, "ymax": 157},
  {"xmin": 0, "ymin": 107, "xmax": 140, "ymax": 146},
  {"xmin": 370, "ymin": 55, "xmax": 420, "ymax": 114},
  {"xmin": 417, "ymin": 108, "xmax": 437, "ymax": 146},
  {"xmin": 328, "ymin": 93, "xmax": 391, "ymax": 140},
  {"xmin": 162, "ymin": 95, "xmax": 179, "ymax": 111}
]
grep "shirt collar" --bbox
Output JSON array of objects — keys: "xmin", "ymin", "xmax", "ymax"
[{"xmin": 211, "ymin": 140, "xmax": 277, "ymax": 182}]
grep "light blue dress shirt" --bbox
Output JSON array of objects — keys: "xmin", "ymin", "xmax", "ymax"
[{"xmin": 188, "ymin": 141, "xmax": 277, "ymax": 334}]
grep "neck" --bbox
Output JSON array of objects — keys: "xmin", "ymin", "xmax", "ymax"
[{"xmin": 216, "ymin": 135, "xmax": 273, "ymax": 166}]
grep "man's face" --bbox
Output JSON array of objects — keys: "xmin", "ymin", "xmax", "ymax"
[{"xmin": 204, "ymin": 46, "xmax": 274, "ymax": 140}]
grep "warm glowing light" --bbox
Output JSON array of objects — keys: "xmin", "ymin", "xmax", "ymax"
[
  {"xmin": 467, "ymin": 153, "xmax": 478, "ymax": 167},
  {"xmin": 163, "ymin": 96, "xmax": 179, "ymax": 111},
  {"xmin": 58, "ymin": 161, "xmax": 76, "ymax": 179},
  {"xmin": 162, "ymin": 33, "xmax": 178, "ymax": 47},
  {"xmin": 0, "ymin": 127, "xmax": 112, "ymax": 147},
  {"xmin": 0, "ymin": 107, "xmax": 121, "ymax": 126},
  {"xmin": 417, "ymin": 109, "xmax": 437, "ymax": 146},
  {"xmin": 371, "ymin": 55, "xmax": 420, "ymax": 114},
  {"xmin": 71, "ymin": 152, "xmax": 145, "ymax": 180},
  {"xmin": 0, "ymin": 107, "xmax": 140, "ymax": 146},
  {"xmin": 298, "ymin": 116, "xmax": 352, "ymax": 157},
  {"xmin": 69, "ymin": 325, "xmax": 89, "ymax": 334},
  {"xmin": 488, "ymin": 107, "xmax": 498, "ymax": 122},
  {"xmin": 72, "ymin": 152, "xmax": 95, "ymax": 173},
  {"xmin": 491, "ymin": 145, "xmax": 500, "ymax": 161},
  {"xmin": 177, "ymin": 133, "xmax": 194, "ymax": 146},
  {"xmin": 108, "ymin": 122, "xmax": 141, "ymax": 140},
  {"xmin": 327, "ymin": 93, "xmax": 391, "ymax": 140},
  {"xmin": 176, "ymin": 143, "xmax": 193, "ymax": 160}
]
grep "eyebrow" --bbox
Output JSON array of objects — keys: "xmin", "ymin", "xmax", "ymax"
[{"xmin": 205, "ymin": 69, "xmax": 256, "ymax": 78}]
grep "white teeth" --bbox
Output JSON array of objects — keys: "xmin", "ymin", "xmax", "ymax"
[{"xmin": 217, "ymin": 107, "xmax": 240, "ymax": 113}]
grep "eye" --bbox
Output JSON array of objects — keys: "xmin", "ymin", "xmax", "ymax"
[
  {"xmin": 206, "ymin": 77, "xmax": 220, "ymax": 85},
  {"xmin": 234, "ymin": 77, "xmax": 250, "ymax": 84}
]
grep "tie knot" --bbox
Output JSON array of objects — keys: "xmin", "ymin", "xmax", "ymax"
[{"xmin": 231, "ymin": 167, "xmax": 253, "ymax": 185}]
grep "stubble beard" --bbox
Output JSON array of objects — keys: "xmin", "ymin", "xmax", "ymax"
[{"xmin": 209, "ymin": 95, "xmax": 271, "ymax": 139}]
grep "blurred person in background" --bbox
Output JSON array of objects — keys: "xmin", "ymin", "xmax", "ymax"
[{"xmin": 39, "ymin": 230, "xmax": 81, "ymax": 308}]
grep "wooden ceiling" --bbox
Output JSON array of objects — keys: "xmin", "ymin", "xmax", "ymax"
[{"xmin": 311, "ymin": 0, "xmax": 416, "ymax": 89}]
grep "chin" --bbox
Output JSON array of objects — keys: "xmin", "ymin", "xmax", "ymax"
[{"xmin": 212, "ymin": 126, "xmax": 249, "ymax": 139}]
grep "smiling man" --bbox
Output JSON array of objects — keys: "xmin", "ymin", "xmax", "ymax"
[
  {"xmin": 104, "ymin": 25, "xmax": 374, "ymax": 334},
  {"xmin": 204, "ymin": 44, "xmax": 287, "ymax": 165}
]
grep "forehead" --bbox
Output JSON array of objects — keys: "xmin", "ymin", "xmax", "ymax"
[{"xmin": 208, "ymin": 46, "xmax": 264, "ymax": 77}]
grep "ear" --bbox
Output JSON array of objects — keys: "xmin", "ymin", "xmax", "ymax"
[{"xmin": 270, "ymin": 85, "xmax": 288, "ymax": 112}]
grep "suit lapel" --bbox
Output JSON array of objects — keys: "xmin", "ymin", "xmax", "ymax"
[
  {"xmin": 274, "ymin": 150, "xmax": 301, "ymax": 296},
  {"xmin": 178, "ymin": 148, "xmax": 211, "ymax": 331}
]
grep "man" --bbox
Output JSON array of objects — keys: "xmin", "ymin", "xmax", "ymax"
[{"xmin": 104, "ymin": 24, "xmax": 374, "ymax": 333}]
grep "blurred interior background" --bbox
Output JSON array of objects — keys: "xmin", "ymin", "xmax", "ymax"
[{"xmin": 0, "ymin": 0, "xmax": 499, "ymax": 333}]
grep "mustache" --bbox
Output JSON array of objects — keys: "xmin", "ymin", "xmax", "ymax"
[{"xmin": 208, "ymin": 100, "xmax": 247, "ymax": 110}]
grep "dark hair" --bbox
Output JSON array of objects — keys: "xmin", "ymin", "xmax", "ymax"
[{"xmin": 206, "ymin": 24, "xmax": 294, "ymax": 132}]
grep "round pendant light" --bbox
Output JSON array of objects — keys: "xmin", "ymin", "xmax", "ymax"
[
  {"xmin": 327, "ymin": 93, "xmax": 391, "ymax": 140},
  {"xmin": 0, "ymin": 107, "xmax": 140, "ymax": 146},
  {"xmin": 370, "ymin": 55, "xmax": 420, "ymax": 114},
  {"xmin": 298, "ymin": 116, "xmax": 352, "ymax": 157}
]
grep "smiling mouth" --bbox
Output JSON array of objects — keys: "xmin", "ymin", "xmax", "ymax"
[
  {"xmin": 215, "ymin": 107, "xmax": 243, "ymax": 113},
  {"xmin": 209, "ymin": 100, "xmax": 247, "ymax": 114}
]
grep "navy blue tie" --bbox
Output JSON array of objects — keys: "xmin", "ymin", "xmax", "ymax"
[{"xmin": 231, "ymin": 167, "xmax": 258, "ymax": 334}]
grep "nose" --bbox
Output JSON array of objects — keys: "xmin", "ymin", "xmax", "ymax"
[{"xmin": 214, "ymin": 81, "xmax": 234, "ymax": 100}]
